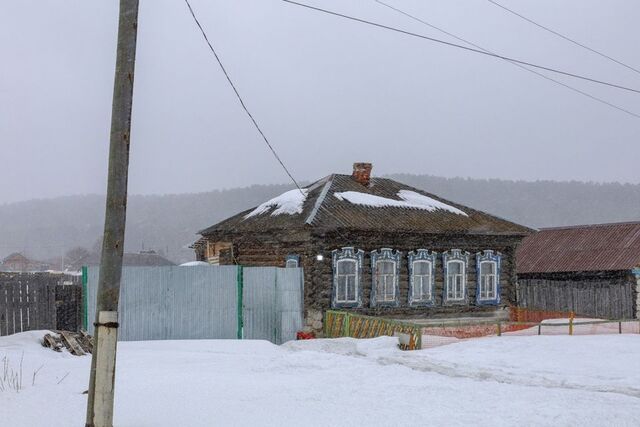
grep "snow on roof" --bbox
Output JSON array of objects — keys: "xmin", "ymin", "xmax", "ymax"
[
  {"xmin": 333, "ymin": 189, "xmax": 468, "ymax": 216},
  {"xmin": 245, "ymin": 189, "xmax": 309, "ymax": 219},
  {"xmin": 180, "ymin": 261, "xmax": 211, "ymax": 267}
]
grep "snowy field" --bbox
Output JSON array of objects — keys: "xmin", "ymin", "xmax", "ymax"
[{"xmin": 1, "ymin": 331, "xmax": 639, "ymax": 426}]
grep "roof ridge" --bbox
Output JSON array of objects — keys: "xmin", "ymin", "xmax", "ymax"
[
  {"xmin": 540, "ymin": 220, "xmax": 640, "ymax": 231},
  {"xmin": 305, "ymin": 174, "xmax": 334, "ymax": 225}
]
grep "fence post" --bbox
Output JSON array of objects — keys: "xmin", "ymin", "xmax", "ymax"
[
  {"xmin": 82, "ymin": 266, "xmax": 88, "ymax": 331},
  {"xmin": 236, "ymin": 265, "xmax": 244, "ymax": 340},
  {"xmin": 496, "ymin": 322, "xmax": 502, "ymax": 336},
  {"xmin": 569, "ymin": 311, "xmax": 574, "ymax": 335},
  {"xmin": 537, "ymin": 323, "xmax": 541, "ymax": 335},
  {"xmin": 618, "ymin": 321, "xmax": 622, "ymax": 334}
]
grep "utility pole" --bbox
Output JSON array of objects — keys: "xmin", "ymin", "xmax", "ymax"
[{"xmin": 85, "ymin": 1, "xmax": 139, "ymax": 426}]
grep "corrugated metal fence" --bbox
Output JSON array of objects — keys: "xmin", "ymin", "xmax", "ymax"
[{"xmin": 85, "ymin": 266, "xmax": 303, "ymax": 344}]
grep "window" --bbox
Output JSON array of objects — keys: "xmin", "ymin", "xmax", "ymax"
[
  {"xmin": 446, "ymin": 261, "xmax": 465, "ymax": 300},
  {"xmin": 370, "ymin": 248, "xmax": 400, "ymax": 307},
  {"xmin": 331, "ymin": 247, "xmax": 364, "ymax": 308},
  {"xmin": 479, "ymin": 261, "xmax": 497, "ymax": 299},
  {"xmin": 408, "ymin": 249, "xmax": 437, "ymax": 306},
  {"xmin": 443, "ymin": 250, "xmax": 469, "ymax": 304},
  {"xmin": 285, "ymin": 255, "xmax": 299, "ymax": 268},
  {"xmin": 375, "ymin": 260, "xmax": 396, "ymax": 302},
  {"xmin": 412, "ymin": 260, "xmax": 432, "ymax": 301},
  {"xmin": 336, "ymin": 259, "xmax": 358, "ymax": 303},
  {"xmin": 476, "ymin": 250, "xmax": 501, "ymax": 305}
]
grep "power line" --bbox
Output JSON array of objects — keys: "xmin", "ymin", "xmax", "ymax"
[
  {"xmin": 280, "ymin": 0, "xmax": 640, "ymax": 95},
  {"xmin": 486, "ymin": 0, "xmax": 640, "ymax": 76},
  {"xmin": 183, "ymin": 0, "xmax": 304, "ymax": 194},
  {"xmin": 183, "ymin": 1, "xmax": 370, "ymax": 246},
  {"xmin": 374, "ymin": 0, "xmax": 640, "ymax": 119}
]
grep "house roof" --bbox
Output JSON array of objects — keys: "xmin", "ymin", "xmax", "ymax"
[
  {"xmin": 200, "ymin": 174, "xmax": 532, "ymax": 237},
  {"xmin": 517, "ymin": 221, "xmax": 640, "ymax": 274},
  {"xmin": 2, "ymin": 252, "xmax": 30, "ymax": 263},
  {"xmin": 72, "ymin": 252, "xmax": 176, "ymax": 269}
]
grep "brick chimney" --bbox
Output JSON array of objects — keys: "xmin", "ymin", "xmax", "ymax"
[{"xmin": 352, "ymin": 162, "xmax": 372, "ymax": 186}]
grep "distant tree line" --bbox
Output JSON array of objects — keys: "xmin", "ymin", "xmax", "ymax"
[{"xmin": 0, "ymin": 175, "xmax": 638, "ymax": 264}]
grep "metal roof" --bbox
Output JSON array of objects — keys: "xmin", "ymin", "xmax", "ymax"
[
  {"xmin": 517, "ymin": 221, "xmax": 640, "ymax": 274},
  {"xmin": 200, "ymin": 174, "xmax": 532, "ymax": 237}
]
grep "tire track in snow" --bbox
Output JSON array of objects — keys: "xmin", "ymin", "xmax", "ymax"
[{"xmin": 374, "ymin": 354, "xmax": 640, "ymax": 399}]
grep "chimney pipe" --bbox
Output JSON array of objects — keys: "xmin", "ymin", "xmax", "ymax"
[{"xmin": 352, "ymin": 162, "xmax": 372, "ymax": 186}]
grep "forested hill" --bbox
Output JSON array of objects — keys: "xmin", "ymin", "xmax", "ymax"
[{"xmin": 1, "ymin": 175, "xmax": 638, "ymax": 264}]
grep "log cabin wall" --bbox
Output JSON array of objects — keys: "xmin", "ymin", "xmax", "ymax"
[
  {"xmin": 306, "ymin": 230, "xmax": 521, "ymax": 320},
  {"xmin": 197, "ymin": 230, "xmax": 524, "ymax": 328}
]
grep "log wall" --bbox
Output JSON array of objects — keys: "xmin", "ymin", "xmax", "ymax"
[{"xmin": 201, "ymin": 229, "xmax": 523, "ymax": 321}]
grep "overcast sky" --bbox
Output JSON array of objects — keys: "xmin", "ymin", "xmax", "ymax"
[{"xmin": 1, "ymin": 0, "xmax": 639, "ymax": 204}]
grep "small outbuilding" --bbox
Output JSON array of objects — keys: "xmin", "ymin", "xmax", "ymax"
[
  {"xmin": 195, "ymin": 163, "xmax": 532, "ymax": 333},
  {"xmin": 516, "ymin": 221, "xmax": 640, "ymax": 319},
  {"xmin": 70, "ymin": 250, "xmax": 176, "ymax": 271}
]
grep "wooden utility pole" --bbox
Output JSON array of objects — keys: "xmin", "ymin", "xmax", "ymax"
[{"xmin": 85, "ymin": 1, "xmax": 139, "ymax": 426}]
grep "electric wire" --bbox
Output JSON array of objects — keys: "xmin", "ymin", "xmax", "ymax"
[
  {"xmin": 374, "ymin": 0, "xmax": 640, "ymax": 119},
  {"xmin": 184, "ymin": 0, "xmax": 369, "ymax": 243},
  {"xmin": 280, "ymin": 0, "xmax": 640, "ymax": 95},
  {"xmin": 486, "ymin": 0, "xmax": 640, "ymax": 76},
  {"xmin": 183, "ymin": 0, "xmax": 304, "ymax": 194}
]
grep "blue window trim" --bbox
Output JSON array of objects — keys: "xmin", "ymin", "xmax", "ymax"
[
  {"xmin": 408, "ymin": 249, "xmax": 437, "ymax": 307},
  {"xmin": 331, "ymin": 247, "xmax": 364, "ymax": 309},
  {"xmin": 476, "ymin": 250, "xmax": 502, "ymax": 306},
  {"xmin": 370, "ymin": 248, "xmax": 401, "ymax": 308},
  {"xmin": 442, "ymin": 249, "xmax": 470, "ymax": 305},
  {"xmin": 285, "ymin": 254, "xmax": 299, "ymax": 268}
]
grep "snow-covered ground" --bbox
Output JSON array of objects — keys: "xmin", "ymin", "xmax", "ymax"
[{"xmin": 1, "ymin": 331, "xmax": 639, "ymax": 426}]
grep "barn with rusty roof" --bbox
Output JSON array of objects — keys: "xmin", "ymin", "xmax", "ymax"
[
  {"xmin": 194, "ymin": 163, "xmax": 532, "ymax": 333},
  {"xmin": 517, "ymin": 221, "xmax": 640, "ymax": 319}
]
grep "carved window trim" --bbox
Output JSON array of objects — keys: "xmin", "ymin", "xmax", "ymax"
[
  {"xmin": 331, "ymin": 247, "xmax": 364, "ymax": 308},
  {"xmin": 476, "ymin": 250, "xmax": 501, "ymax": 305},
  {"xmin": 443, "ymin": 249, "xmax": 470, "ymax": 305},
  {"xmin": 285, "ymin": 254, "xmax": 300, "ymax": 268},
  {"xmin": 370, "ymin": 248, "xmax": 401, "ymax": 308},
  {"xmin": 408, "ymin": 249, "xmax": 437, "ymax": 307}
]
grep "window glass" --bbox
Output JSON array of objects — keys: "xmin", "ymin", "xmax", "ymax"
[
  {"xmin": 448, "ymin": 261, "xmax": 462, "ymax": 275},
  {"xmin": 375, "ymin": 260, "xmax": 396, "ymax": 301},
  {"xmin": 447, "ymin": 261, "xmax": 465, "ymax": 300},
  {"xmin": 412, "ymin": 260, "xmax": 431, "ymax": 301},
  {"xmin": 479, "ymin": 261, "xmax": 497, "ymax": 300},
  {"xmin": 338, "ymin": 259, "xmax": 356, "ymax": 275},
  {"xmin": 336, "ymin": 259, "xmax": 357, "ymax": 303},
  {"xmin": 481, "ymin": 262, "xmax": 495, "ymax": 275}
]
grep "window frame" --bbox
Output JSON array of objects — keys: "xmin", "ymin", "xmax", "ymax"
[
  {"xmin": 408, "ymin": 249, "xmax": 437, "ymax": 307},
  {"xmin": 331, "ymin": 247, "xmax": 364, "ymax": 308},
  {"xmin": 285, "ymin": 254, "xmax": 299, "ymax": 268},
  {"xmin": 370, "ymin": 248, "xmax": 401, "ymax": 307},
  {"xmin": 476, "ymin": 250, "xmax": 501, "ymax": 305},
  {"xmin": 443, "ymin": 249, "xmax": 470, "ymax": 305}
]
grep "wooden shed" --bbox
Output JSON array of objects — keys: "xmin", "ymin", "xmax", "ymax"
[
  {"xmin": 516, "ymin": 222, "xmax": 640, "ymax": 319},
  {"xmin": 194, "ymin": 163, "xmax": 532, "ymax": 333}
]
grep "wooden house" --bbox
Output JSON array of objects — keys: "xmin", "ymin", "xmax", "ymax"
[
  {"xmin": 0, "ymin": 253, "xmax": 50, "ymax": 272},
  {"xmin": 194, "ymin": 163, "xmax": 532, "ymax": 333},
  {"xmin": 517, "ymin": 222, "xmax": 640, "ymax": 319}
]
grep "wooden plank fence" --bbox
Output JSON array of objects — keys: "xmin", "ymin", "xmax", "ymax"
[
  {"xmin": 0, "ymin": 273, "xmax": 82, "ymax": 336},
  {"xmin": 517, "ymin": 278, "xmax": 634, "ymax": 319},
  {"xmin": 0, "ymin": 281, "xmax": 55, "ymax": 336}
]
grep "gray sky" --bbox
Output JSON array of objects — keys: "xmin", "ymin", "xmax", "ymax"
[{"xmin": 1, "ymin": 0, "xmax": 639, "ymax": 204}]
